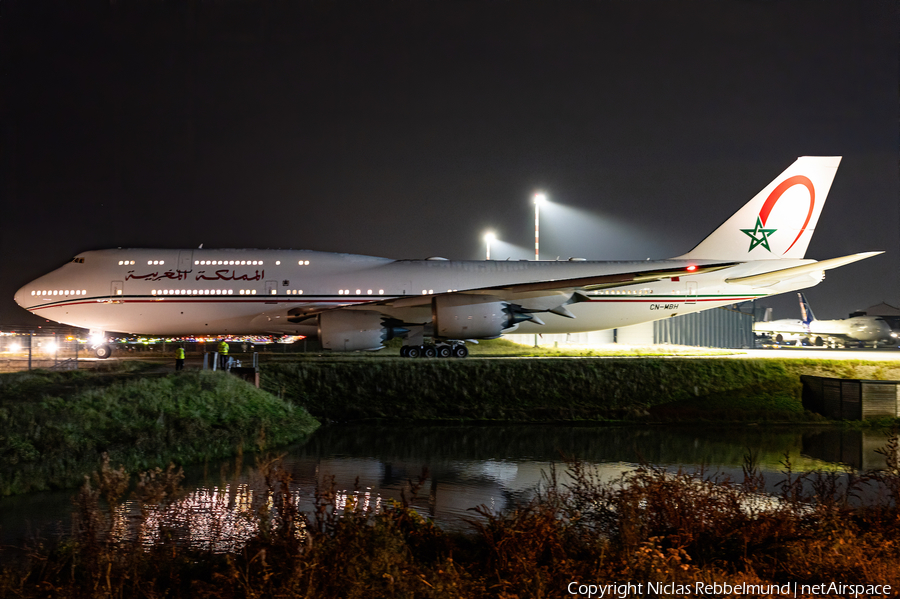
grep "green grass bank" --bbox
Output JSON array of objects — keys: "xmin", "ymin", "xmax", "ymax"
[
  {"xmin": 0, "ymin": 366, "xmax": 319, "ymax": 496},
  {"xmin": 261, "ymin": 357, "xmax": 900, "ymax": 423}
]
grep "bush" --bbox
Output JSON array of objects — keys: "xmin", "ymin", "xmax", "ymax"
[{"xmin": 0, "ymin": 369, "xmax": 319, "ymax": 495}]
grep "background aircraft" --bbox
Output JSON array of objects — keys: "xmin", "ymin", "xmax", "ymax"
[{"xmin": 754, "ymin": 293, "xmax": 895, "ymax": 347}]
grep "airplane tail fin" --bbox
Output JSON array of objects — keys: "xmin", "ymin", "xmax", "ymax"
[
  {"xmin": 678, "ymin": 156, "xmax": 841, "ymax": 260},
  {"xmin": 798, "ymin": 292, "xmax": 815, "ymax": 325}
]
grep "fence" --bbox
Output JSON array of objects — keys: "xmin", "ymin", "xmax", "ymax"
[{"xmin": 0, "ymin": 334, "xmax": 87, "ymax": 373}]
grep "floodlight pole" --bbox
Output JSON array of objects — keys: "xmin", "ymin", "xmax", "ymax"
[
  {"xmin": 533, "ymin": 192, "xmax": 545, "ymax": 261},
  {"xmin": 532, "ymin": 192, "xmax": 547, "ymax": 348},
  {"xmin": 484, "ymin": 232, "xmax": 495, "ymax": 260}
]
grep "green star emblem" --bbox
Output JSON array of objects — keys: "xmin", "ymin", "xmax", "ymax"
[{"xmin": 740, "ymin": 217, "xmax": 777, "ymax": 252}]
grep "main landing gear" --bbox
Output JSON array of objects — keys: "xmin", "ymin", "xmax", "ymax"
[{"xmin": 400, "ymin": 342, "xmax": 468, "ymax": 359}]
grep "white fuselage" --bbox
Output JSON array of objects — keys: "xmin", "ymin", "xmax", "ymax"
[{"xmin": 15, "ymin": 248, "xmax": 823, "ymax": 338}]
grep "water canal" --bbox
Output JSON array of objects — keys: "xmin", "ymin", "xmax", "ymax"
[{"xmin": 0, "ymin": 423, "xmax": 893, "ymax": 547}]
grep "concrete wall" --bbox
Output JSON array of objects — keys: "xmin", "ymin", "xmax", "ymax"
[{"xmin": 801, "ymin": 375, "xmax": 900, "ymax": 420}]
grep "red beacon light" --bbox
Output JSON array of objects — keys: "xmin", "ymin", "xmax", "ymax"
[{"xmin": 686, "ymin": 265, "xmax": 697, "ymax": 272}]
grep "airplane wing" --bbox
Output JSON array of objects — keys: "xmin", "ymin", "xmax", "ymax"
[
  {"xmin": 474, "ymin": 262, "xmax": 740, "ymax": 294},
  {"xmin": 285, "ymin": 261, "xmax": 740, "ymax": 323},
  {"xmin": 725, "ymin": 252, "xmax": 881, "ymax": 287}
]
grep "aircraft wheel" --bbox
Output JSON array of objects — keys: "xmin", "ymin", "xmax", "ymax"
[
  {"xmin": 406, "ymin": 346, "xmax": 421, "ymax": 359},
  {"xmin": 400, "ymin": 346, "xmax": 410, "ymax": 358},
  {"xmin": 775, "ymin": 334, "xmax": 784, "ymax": 343},
  {"xmin": 95, "ymin": 344, "xmax": 112, "ymax": 359},
  {"xmin": 452, "ymin": 345, "xmax": 469, "ymax": 358},
  {"xmin": 423, "ymin": 345, "xmax": 437, "ymax": 358},
  {"xmin": 437, "ymin": 345, "xmax": 452, "ymax": 358},
  {"xmin": 815, "ymin": 337, "xmax": 824, "ymax": 347}
]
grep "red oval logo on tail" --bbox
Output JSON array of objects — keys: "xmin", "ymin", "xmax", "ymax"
[{"xmin": 758, "ymin": 175, "xmax": 815, "ymax": 254}]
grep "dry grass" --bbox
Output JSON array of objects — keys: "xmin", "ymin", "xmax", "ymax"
[{"xmin": 3, "ymin": 435, "xmax": 900, "ymax": 598}]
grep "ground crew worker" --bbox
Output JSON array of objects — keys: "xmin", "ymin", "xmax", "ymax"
[
  {"xmin": 218, "ymin": 339, "xmax": 229, "ymax": 369},
  {"xmin": 175, "ymin": 346, "xmax": 185, "ymax": 371}
]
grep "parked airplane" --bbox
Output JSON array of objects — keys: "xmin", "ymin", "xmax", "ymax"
[
  {"xmin": 14, "ymin": 156, "xmax": 881, "ymax": 358},
  {"xmin": 754, "ymin": 293, "xmax": 895, "ymax": 347}
]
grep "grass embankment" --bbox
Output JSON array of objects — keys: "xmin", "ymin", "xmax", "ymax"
[
  {"xmin": 262, "ymin": 356, "xmax": 900, "ymax": 424},
  {"xmin": 261, "ymin": 358, "xmax": 806, "ymax": 422},
  {"xmin": 261, "ymin": 337, "xmax": 741, "ymax": 359},
  {"xmin": 0, "ymin": 366, "xmax": 319, "ymax": 496},
  {"xmin": 3, "ymin": 450, "xmax": 899, "ymax": 598}
]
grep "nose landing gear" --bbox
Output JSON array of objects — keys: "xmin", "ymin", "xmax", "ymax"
[{"xmin": 89, "ymin": 329, "xmax": 112, "ymax": 359}]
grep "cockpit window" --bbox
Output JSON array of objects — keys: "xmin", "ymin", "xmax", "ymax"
[{"xmin": 71, "ymin": 257, "xmax": 84, "ymax": 264}]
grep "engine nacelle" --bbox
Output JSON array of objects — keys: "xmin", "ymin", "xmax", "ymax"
[
  {"xmin": 318, "ymin": 310, "xmax": 392, "ymax": 351},
  {"xmin": 432, "ymin": 294, "xmax": 514, "ymax": 339}
]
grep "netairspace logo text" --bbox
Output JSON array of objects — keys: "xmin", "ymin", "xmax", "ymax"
[{"xmin": 567, "ymin": 581, "xmax": 892, "ymax": 598}]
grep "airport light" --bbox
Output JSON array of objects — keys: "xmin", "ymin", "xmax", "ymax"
[
  {"xmin": 533, "ymin": 192, "xmax": 546, "ymax": 261},
  {"xmin": 484, "ymin": 231, "xmax": 496, "ymax": 260}
]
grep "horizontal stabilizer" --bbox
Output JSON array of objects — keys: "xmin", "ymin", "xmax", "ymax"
[{"xmin": 725, "ymin": 252, "xmax": 882, "ymax": 286}]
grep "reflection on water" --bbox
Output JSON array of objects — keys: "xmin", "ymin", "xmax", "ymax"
[
  {"xmin": 801, "ymin": 428, "xmax": 893, "ymax": 471},
  {"xmin": 0, "ymin": 424, "xmax": 893, "ymax": 547},
  {"xmin": 131, "ymin": 484, "xmax": 260, "ymax": 552}
]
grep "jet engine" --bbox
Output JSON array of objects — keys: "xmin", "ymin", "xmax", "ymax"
[
  {"xmin": 317, "ymin": 310, "xmax": 405, "ymax": 351},
  {"xmin": 432, "ymin": 294, "xmax": 532, "ymax": 339}
]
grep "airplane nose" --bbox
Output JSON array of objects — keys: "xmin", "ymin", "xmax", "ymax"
[
  {"xmin": 14, "ymin": 278, "xmax": 45, "ymax": 312},
  {"xmin": 14, "ymin": 284, "xmax": 31, "ymax": 310}
]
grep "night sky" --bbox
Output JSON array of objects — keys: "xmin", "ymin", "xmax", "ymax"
[{"xmin": 1, "ymin": 0, "xmax": 897, "ymax": 326}]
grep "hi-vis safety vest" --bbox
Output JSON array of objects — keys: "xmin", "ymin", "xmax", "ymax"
[
  {"xmin": 176, "ymin": 348, "xmax": 185, "ymax": 359},
  {"xmin": 218, "ymin": 342, "xmax": 229, "ymax": 355}
]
